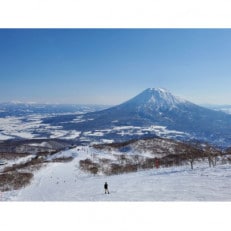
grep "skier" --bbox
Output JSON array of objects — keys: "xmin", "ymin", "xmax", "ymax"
[{"xmin": 104, "ymin": 182, "xmax": 109, "ymax": 194}]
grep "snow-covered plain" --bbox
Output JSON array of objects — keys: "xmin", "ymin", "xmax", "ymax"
[
  {"xmin": 0, "ymin": 104, "xmax": 107, "ymax": 140},
  {"xmin": 1, "ymin": 146, "xmax": 231, "ymax": 201},
  {"xmin": 0, "ymin": 113, "xmax": 190, "ymax": 142}
]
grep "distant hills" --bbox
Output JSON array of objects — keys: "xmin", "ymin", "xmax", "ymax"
[
  {"xmin": 204, "ymin": 104, "xmax": 231, "ymax": 115},
  {"xmin": 0, "ymin": 102, "xmax": 108, "ymax": 117}
]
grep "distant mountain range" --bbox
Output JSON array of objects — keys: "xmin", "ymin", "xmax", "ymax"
[
  {"xmin": 42, "ymin": 88, "xmax": 231, "ymax": 147},
  {"xmin": 203, "ymin": 104, "xmax": 231, "ymax": 115},
  {"xmin": 0, "ymin": 103, "xmax": 108, "ymax": 117}
]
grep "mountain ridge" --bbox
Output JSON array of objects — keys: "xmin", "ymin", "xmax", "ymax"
[
  {"xmin": 119, "ymin": 88, "xmax": 189, "ymax": 109},
  {"xmin": 40, "ymin": 88, "xmax": 231, "ymax": 147}
]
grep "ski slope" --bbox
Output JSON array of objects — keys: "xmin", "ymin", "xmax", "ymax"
[{"xmin": 2, "ymin": 146, "xmax": 231, "ymax": 201}]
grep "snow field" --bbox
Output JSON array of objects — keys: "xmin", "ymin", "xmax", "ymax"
[
  {"xmin": 1, "ymin": 146, "xmax": 231, "ymax": 201},
  {"xmin": 0, "ymin": 113, "xmax": 190, "ymax": 141}
]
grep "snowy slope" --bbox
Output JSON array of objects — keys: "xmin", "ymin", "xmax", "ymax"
[
  {"xmin": 119, "ymin": 87, "xmax": 189, "ymax": 110},
  {"xmin": 40, "ymin": 88, "xmax": 231, "ymax": 147},
  {"xmin": 1, "ymin": 146, "xmax": 231, "ymax": 201}
]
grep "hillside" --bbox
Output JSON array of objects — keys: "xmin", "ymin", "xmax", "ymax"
[{"xmin": 1, "ymin": 145, "xmax": 231, "ymax": 201}]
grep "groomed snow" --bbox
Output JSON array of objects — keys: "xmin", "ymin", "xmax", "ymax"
[{"xmin": 1, "ymin": 146, "xmax": 231, "ymax": 201}]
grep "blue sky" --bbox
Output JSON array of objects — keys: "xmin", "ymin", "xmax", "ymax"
[{"xmin": 1, "ymin": 29, "xmax": 231, "ymax": 105}]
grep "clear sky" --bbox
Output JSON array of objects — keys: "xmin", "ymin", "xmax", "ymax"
[{"xmin": 1, "ymin": 29, "xmax": 231, "ymax": 105}]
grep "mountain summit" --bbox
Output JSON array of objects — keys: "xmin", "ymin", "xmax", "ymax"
[
  {"xmin": 44, "ymin": 88, "xmax": 231, "ymax": 147},
  {"xmin": 117, "ymin": 88, "xmax": 190, "ymax": 112}
]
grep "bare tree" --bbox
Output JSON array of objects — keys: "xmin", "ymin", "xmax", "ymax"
[
  {"xmin": 189, "ymin": 156, "xmax": 194, "ymax": 170},
  {"xmin": 204, "ymin": 144, "xmax": 221, "ymax": 167},
  {"xmin": 186, "ymin": 141, "xmax": 204, "ymax": 170}
]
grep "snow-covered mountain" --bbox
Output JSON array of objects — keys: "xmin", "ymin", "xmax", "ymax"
[
  {"xmin": 118, "ymin": 88, "xmax": 189, "ymax": 110},
  {"xmin": 1, "ymin": 88, "xmax": 231, "ymax": 147},
  {"xmin": 44, "ymin": 88, "xmax": 231, "ymax": 147}
]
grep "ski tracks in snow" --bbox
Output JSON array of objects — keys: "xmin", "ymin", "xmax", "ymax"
[{"xmin": 2, "ymin": 146, "xmax": 231, "ymax": 201}]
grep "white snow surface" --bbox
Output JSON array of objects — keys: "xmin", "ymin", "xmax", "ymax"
[
  {"xmin": 135, "ymin": 88, "xmax": 189, "ymax": 110},
  {"xmin": 0, "ymin": 155, "xmax": 35, "ymax": 173},
  {"xmin": 0, "ymin": 111, "xmax": 190, "ymax": 142},
  {"xmin": 0, "ymin": 115, "xmax": 83, "ymax": 140},
  {"xmin": 0, "ymin": 133, "xmax": 13, "ymax": 140},
  {"xmin": 1, "ymin": 146, "xmax": 231, "ymax": 201}
]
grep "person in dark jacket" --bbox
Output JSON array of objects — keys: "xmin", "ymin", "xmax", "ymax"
[{"xmin": 104, "ymin": 182, "xmax": 109, "ymax": 194}]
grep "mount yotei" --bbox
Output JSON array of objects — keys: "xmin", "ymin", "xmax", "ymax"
[{"xmin": 41, "ymin": 88, "xmax": 231, "ymax": 147}]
